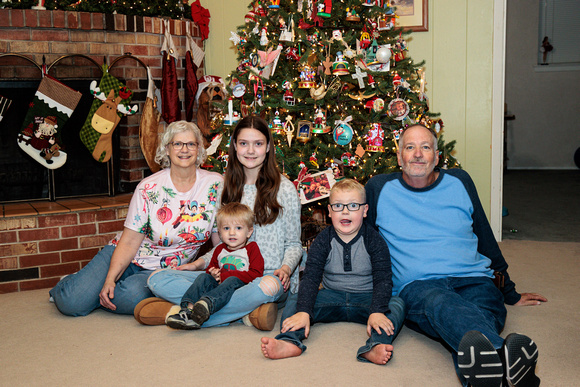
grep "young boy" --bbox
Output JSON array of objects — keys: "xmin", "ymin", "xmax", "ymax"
[
  {"xmin": 260, "ymin": 179, "xmax": 405, "ymax": 364},
  {"xmin": 166, "ymin": 202, "xmax": 264, "ymax": 330}
]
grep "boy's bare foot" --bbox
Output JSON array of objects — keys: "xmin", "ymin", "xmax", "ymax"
[
  {"xmin": 361, "ymin": 344, "xmax": 394, "ymax": 365},
  {"xmin": 261, "ymin": 337, "xmax": 302, "ymax": 359}
]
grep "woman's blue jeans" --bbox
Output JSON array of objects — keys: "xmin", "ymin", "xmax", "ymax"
[
  {"xmin": 181, "ymin": 273, "xmax": 245, "ymax": 315},
  {"xmin": 148, "ymin": 268, "xmax": 286, "ymax": 327},
  {"xmin": 275, "ymin": 289, "xmax": 406, "ymax": 363},
  {"xmin": 49, "ymin": 245, "xmax": 154, "ymax": 316}
]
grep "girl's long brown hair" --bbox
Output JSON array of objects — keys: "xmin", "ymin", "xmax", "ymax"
[{"xmin": 222, "ymin": 115, "xmax": 282, "ymax": 225}]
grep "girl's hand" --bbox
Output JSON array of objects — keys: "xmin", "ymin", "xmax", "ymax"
[
  {"xmin": 177, "ymin": 262, "xmax": 200, "ymax": 271},
  {"xmin": 274, "ymin": 265, "xmax": 292, "ymax": 291}
]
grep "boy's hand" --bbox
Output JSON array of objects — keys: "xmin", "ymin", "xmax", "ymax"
[
  {"xmin": 367, "ymin": 313, "xmax": 394, "ymax": 336},
  {"xmin": 274, "ymin": 265, "xmax": 292, "ymax": 291},
  {"xmin": 281, "ymin": 312, "xmax": 311, "ymax": 337},
  {"xmin": 208, "ymin": 267, "xmax": 221, "ymax": 283}
]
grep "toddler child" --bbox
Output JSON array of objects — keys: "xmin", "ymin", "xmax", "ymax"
[{"xmin": 166, "ymin": 202, "xmax": 264, "ymax": 329}]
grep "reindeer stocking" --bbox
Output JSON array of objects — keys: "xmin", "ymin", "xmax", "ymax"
[
  {"xmin": 17, "ymin": 74, "xmax": 82, "ymax": 169},
  {"xmin": 79, "ymin": 65, "xmax": 137, "ymax": 163}
]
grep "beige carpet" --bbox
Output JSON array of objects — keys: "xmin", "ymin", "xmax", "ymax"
[{"xmin": 1, "ymin": 240, "xmax": 578, "ymax": 386}]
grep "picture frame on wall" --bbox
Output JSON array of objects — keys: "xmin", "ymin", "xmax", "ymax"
[{"xmin": 395, "ymin": 0, "xmax": 429, "ymax": 32}]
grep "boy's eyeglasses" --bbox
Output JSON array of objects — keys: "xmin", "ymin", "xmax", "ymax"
[
  {"xmin": 329, "ymin": 203, "xmax": 365, "ymax": 212},
  {"xmin": 170, "ymin": 141, "xmax": 198, "ymax": 150}
]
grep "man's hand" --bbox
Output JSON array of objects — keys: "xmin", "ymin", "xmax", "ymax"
[
  {"xmin": 367, "ymin": 313, "xmax": 394, "ymax": 336},
  {"xmin": 515, "ymin": 292, "xmax": 548, "ymax": 306},
  {"xmin": 281, "ymin": 312, "xmax": 311, "ymax": 337}
]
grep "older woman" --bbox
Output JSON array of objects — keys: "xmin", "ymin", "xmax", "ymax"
[{"xmin": 49, "ymin": 121, "xmax": 223, "ymax": 316}]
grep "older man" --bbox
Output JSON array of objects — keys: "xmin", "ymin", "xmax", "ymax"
[{"xmin": 365, "ymin": 124, "xmax": 547, "ymax": 387}]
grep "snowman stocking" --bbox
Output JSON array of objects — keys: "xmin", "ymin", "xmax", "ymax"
[
  {"xmin": 79, "ymin": 65, "xmax": 137, "ymax": 163},
  {"xmin": 16, "ymin": 75, "xmax": 82, "ymax": 169}
]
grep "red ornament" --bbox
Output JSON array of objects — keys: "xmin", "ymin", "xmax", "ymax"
[{"xmin": 156, "ymin": 204, "xmax": 173, "ymax": 224}]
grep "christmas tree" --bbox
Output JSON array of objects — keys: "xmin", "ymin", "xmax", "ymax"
[{"xmin": 206, "ymin": 0, "xmax": 459, "ymax": 207}]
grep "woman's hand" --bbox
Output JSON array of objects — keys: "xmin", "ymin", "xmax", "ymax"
[
  {"xmin": 367, "ymin": 313, "xmax": 394, "ymax": 336},
  {"xmin": 177, "ymin": 262, "xmax": 201, "ymax": 271},
  {"xmin": 281, "ymin": 312, "xmax": 311, "ymax": 336},
  {"xmin": 99, "ymin": 279, "xmax": 117, "ymax": 311},
  {"xmin": 274, "ymin": 264, "xmax": 292, "ymax": 291}
]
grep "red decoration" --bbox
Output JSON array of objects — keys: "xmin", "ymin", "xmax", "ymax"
[
  {"xmin": 156, "ymin": 205, "xmax": 173, "ymax": 224},
  {"xmin": 191, "ymin": 0, "xmax": 211, "ymax": 41}
]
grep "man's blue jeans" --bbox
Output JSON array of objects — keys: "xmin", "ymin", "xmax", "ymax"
[
  {"xmin": 49, "ymin": 245, "xmax": 154, "ymax": 316},
  {"xmin": 398, "ymin": 276, "xmax": 507, "ymax": 352},
  {"xmin": 181, "ymin": 273, "xmax": 245, "ymax": 314},
  {"xmin": 275, "ymin": 289, "xmax": 406, "ymax": 363}
]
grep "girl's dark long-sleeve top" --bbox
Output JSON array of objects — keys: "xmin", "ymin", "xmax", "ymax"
[{"xmin": 296, "ymin": 222, "xmax": 393, "ymax": 318}]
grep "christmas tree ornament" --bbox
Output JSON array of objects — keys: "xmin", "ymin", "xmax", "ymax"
[
  {"xmin": 279, "ymin": 16, "xmax": 295, "ymax": 42},
  {"xmin": 79, "ymin": 67, "xmax": 136, "ymax": 163},
  {"xmin": 355, "ymin": 143, "xmax": 366, "ymax": 158},
  {"xmin": 282, "ymin": 81, "xmax": 296, "ymax": 106},
  {"xmin": 362, "ymin": 0, "xmax": 375, "ymax": 6},
  {"xmin": 333, "ymin": 116, "xmax": 354, "ymax": 146},
  {"xmin": 285, "ymin": 47, "xmax": 300, "ymax": 60},
  {"xmin": 139, "ymin": 67, "xmax": 162, "ymax": 173},
  {"xmin": 351, "ymin": 66, "xmax": 368, "ymax": 88},
  {"xmin": 296, "ymin": 120, "xmax": 313, "ymax": 143},
  {"xmin": 0, "ymin": 94, "xmax": 12, "ymax": 122},
  {"xmin": 268, "ymin": 0, "xmax": 280, "ymax": 9},
  {"xmin": 206, "ymin": 133, "xmax": 224, "ymax": 156},
  {"xmin": 366, "ymin": 39, "xmax": 380, "ymax": 63},
  {"xmin": 317, "ymin": 0, "xmax": 332, "ymax": 17},
  {"xmin": 326, "ymin": 158, "xmax": 344, "ymax": 180},
  {"xmin": 394, "ymin": 36, "xmax": 408, "ymax": 61},
  {"xmin": 322, "ymin": 55, "xmax": 333, "ymax": 75},
  {"xmin": 231, "ymin": 78, "xmax": 246, "ymax": 98},
  {"xmin": 310, "ymin": 84, "xmax": 327, "ymax": 100},
  {"xmin": 373, "ymin": 97, "xmax": 385, "ymax": 112},
  {"xmin": 312, "ymin": 107, "xmax": 329, "ymax": 133},
  {"xmin": 161, "ymin": 19, "xmax": 179, "ymax": 125},
  {"xmin": 257, "ymin": 45, "xmax": 282, "ymax": 79},
  {"xmin": 260, "ymin": 27, "xmax": 269, "ymax": 46},
  {"xmin": 376, "ymin": 44, "xmax": 392, "ymax": 63},
  {"xmin": 341, "ymin": 152, "xmax": 356, "ymax": 167},
  {"xmin": 346, "ymin": 8, "xmax": 361, "ymax": 22},
  {"xmin": 360, "ymin": 27, "xmax": 371, "ymax": 49},
  {"xmin": 299, "ymin": 64, "xmax": 316, "ymax": 88},
  {"xmin": 392, "ymin": 128, "xmax": 403, "ymax": 150},
  {"xmin": 365, "ymin": 123, "xmax": 385, "ymax": 152},
  {"xmin": 309, "ymin": 151, "xmax": 318, "ymax": 168},
  {"xmin": 332, "ymin": 51, "xmax": 349, "ymax": 75},
  {"xmin": 388, "ymin": 98, "xmax": 409, "ymax": 121},
  {"xmin": 270, "ymin": 110, "xmax": 284, "ymax": 133},
  {"xmin": 17, "ymin": 74, "xmax": 82, "ymax": 169},
  {"xmin": 377, "ymin": 15, "xmax": 396, "ymax": 31},
  {"xmin": 283, "ymin": 115, "xmax": 295, "ymax": 146}
]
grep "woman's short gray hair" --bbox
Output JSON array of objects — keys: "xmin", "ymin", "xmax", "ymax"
[{"xmin": 154, "ymin": 121, "xmax": 207, "ymax": 169}]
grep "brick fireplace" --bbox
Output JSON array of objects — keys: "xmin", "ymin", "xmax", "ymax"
[{"xmin": 0, "ymin": 9, "xmax": 204, "ymax": 293}]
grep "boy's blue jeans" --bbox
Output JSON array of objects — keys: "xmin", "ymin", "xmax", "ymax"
[
  {"xmin": 275, "ymin": 289, "xmax": 406, "ymax": 363},
  {"xmin": 181, "ymin": 273, "xmax": 245, "ymax": 314}
]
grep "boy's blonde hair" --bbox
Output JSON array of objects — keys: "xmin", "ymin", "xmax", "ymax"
[
  {"xmin": 329, "ymin": 178, "xmax": 366, "ymax": 202},
  {"xmin": 216, "ymin": 202, "xmax": 254, "ymax": 229}
]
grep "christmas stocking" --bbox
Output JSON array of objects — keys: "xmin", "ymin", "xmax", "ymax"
[
  {"xmin": 79, "ymin": 64, "xmax": 137, "ymax": 163},
  {"xmin": 184, "ymin": 21, "xmax": 205, "ymax": 122},
  {"xmin": 16, "ymin": 74, "xmax": 82, "ymax": 169},
  {"xmin": 161, "ymin": 19, "xmax": 180, "ymax": 124},
  {"xmin": 139, "ymin": 67, "xmax": 162, "ymax": 173}
]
